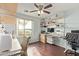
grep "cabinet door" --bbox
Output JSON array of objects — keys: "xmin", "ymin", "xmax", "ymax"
[
  {"xmin": 54, "ymin": 38, "xmax": 67, "ymax": 48},
  {"xmin": 59, "ymin": 38, "xmax": 67, "ymax": 48},
  {"xmin": 47, "ymin": 37, "xmax": 54, "ymax": 44},
  {"xmin": 40, "ymin": 34, "xmax": 46, "ymax": 43}
]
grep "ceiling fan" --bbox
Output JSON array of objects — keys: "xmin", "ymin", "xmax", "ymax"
[{"xmin": 25, "ymin": 3, "xmax": 53, "ymax": 16}]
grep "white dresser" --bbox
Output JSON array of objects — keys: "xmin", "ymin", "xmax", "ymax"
[{"xmin": 0, "ymin": 38, "xmax": 22, "ymax": 56}]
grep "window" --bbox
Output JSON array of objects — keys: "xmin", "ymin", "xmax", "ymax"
[{"xmin": 17, "ymin": 18, "xmax": 32, "ymax": 40}]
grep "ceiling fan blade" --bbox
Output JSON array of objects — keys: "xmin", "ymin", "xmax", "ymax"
[
  {"xmin": 43, "ymin": 10, "xmax": 50, "ymax": 14},
  {"xmin": 44, "ymin": 4, "xmax": 52, "ymax": 9},
  {"xmin": 34, "ymin": 3, "xmax": 39, "ymax": 8},
  {"xmin": 30, "ymin": 10, "xmax": 38, "ymax": 13}
]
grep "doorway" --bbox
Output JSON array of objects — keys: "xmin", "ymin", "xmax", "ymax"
[{"xmin": 16, "ymin": 18, "xmax": 32, "ymax": 44}]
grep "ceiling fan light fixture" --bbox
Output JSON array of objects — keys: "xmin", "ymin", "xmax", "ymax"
[
  {"xmin": 41, "ymin": 10, "xmax": 43, "ymax": 14},
  {"xmin": 38, "ymin": 10, "xmax": 43, "ymax": 14},
  {"xmin": 38, "ymin": 11, "xmax": 41, "ymax": 14},
  {"xmin": 38, "ymin": 14, "xmax": 40, "ymax": 16}
]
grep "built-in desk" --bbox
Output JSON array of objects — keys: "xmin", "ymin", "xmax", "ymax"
[
  {"xmin": 39, "ymin": 33, "xmax": 61, "ymax": 44},
  {"xmin": 46, "ymin": 33, "xmax": 66, "ymax": 48},
  {"xmin": 39, "ymin": 33, "xmax": 67, "ymax": 49}
]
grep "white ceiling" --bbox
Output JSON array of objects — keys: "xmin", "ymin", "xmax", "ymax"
[{"xmin": 17, "ymin": 3, "xmax": 79, "ymax": 18}]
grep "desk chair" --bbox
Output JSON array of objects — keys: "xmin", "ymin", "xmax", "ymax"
[{"xmin": 21, "ymin": 37, "xmax": 31, "ymax": 56}]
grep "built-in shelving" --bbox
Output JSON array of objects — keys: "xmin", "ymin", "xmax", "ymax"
[{"xmin": 40, "ymin": 17, "xmax": 65, "ymax": 36}]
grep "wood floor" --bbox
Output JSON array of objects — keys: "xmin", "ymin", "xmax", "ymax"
[{"xmin": 27, "ymin": 42, "xmax": 65, "ymax": 56}]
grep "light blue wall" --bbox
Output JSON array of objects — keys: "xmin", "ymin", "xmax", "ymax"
[{"xmin": 65, "ymin": 9, "xmax": 79, "ymax": 34}]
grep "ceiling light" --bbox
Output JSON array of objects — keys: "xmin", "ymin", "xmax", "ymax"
[{"xmin": 38, "ymin": 10, "xmax": 43, "ymax": 14}]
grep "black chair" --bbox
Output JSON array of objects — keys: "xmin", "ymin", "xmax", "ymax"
[
  {"xmin": 70, "ymin": 40, "xmax": 78, "ymax": 55},
  {"xmin": 64, "ymin": 33, "xmax": 79, "ymax": 56}
]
